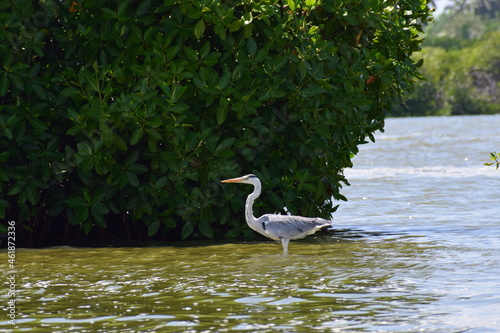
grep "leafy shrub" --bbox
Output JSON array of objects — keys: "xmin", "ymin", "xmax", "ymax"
[{"xmin": 0, "ymin": 0, "xmax": 431, "ymax": 245}]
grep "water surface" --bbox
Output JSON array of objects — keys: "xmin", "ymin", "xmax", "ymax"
[{"xmin": 1, "ymin": 115, "xmax": 499, "ymax": 332}]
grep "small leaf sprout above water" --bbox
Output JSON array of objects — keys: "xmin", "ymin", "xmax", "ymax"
[{"xmin": 484, "ymin": 152, "xmax": 500, "ymax": 169}]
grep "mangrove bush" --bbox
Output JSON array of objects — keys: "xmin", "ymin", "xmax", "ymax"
[{"xmin": 0, "ymin": 0, "xmax": 431, "ymax": 246}]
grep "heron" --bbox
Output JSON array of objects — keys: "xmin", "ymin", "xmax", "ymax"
[{"xmin": 221, "ymin": 174, "xmax": 333, "ymax": 255}]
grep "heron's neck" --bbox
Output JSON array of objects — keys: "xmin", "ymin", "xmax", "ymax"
[{"xmin": 245, "ymin": 181, "xmax": 261, "ymax": 226}]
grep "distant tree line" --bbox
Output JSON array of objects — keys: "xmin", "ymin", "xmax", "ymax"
[{"xmin": 394, "ymin": 0, "xmax": 500, "ymax": 116}]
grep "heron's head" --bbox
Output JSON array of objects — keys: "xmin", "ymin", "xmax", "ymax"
[{"xmin": 221, "ymin": 174, "xmax": 260, "ymax": 186}]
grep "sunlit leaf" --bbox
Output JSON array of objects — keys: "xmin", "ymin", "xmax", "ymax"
[{"xmin": 194, "ymin": 19, "xmax": 205, "ymax": 39}]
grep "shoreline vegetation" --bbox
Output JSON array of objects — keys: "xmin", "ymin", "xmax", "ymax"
[
  {"xmin": 0, "ymin": 0, "xmax": 432, "ymax": 248},
  {"xmin": 2, "ymin": 1, "xmax": 499, "ymax": 248}
]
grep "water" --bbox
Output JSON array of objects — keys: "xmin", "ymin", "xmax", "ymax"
[{"xmin": 1, "ymin": 115, "xmax": 500, "ymax": 332}]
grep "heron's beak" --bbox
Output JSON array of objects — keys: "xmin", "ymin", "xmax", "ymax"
[{"xmin": 221, "ymin": 176, "xmax": 246, "ymax": 183}]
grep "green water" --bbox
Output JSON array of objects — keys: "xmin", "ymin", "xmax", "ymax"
[{"xmin": 2, "ymin": 236, "xmax": 449, "ymax": 333}]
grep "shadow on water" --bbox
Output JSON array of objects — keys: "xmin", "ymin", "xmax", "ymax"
[
  {"xmin": 327, "ymin": 228, "xmax": 405, "ymax": 239},
  {"xmin": 0, "ymin": 229, "xmax": 467, "ymax": 333}
]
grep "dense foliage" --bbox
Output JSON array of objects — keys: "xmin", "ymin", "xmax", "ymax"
[
  {"xmin": 395, "ymin": 1, "xmax": 500, "ymax": 116},
  {"xmin": 0, "ymin": 0, "xmax": 431, "ymax": 246}
]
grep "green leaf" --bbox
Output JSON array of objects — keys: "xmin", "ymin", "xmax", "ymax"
[
  {"xmin": 81, "ymin": 219, "xmax": 93, "ymax": 234},
  {"xmin": 65, "ymin": 196, "xmax": 88, "ymax": 210},
  {"xmin": 243, "ymin": 23, "xmax": 253, "ymax": 39},
  {"xmin": 168, "ymin": 103, "xmax": 190, "ymax": 113},
  {"xmin": 254, "ymin": 49, "xmax": 269, "ymax": 64},
  {"xmin": 24, "ymin": 183, "xmax": 40, "ymax": 205},
  {"xmin": 130, "ymin": 128, "xmax": 144, "ymax": 145},
  {"xmin": 83, "ymin": 70, "xmax": 100, "ymax": 92},
  {"xmin": 155, "ymin": 176, "xmax": 169, "ymax": 189},
  {"xmin": 128, "ymin": 163, "xmax": 148, "ymax": 174},
  {"xmin": 218, "ymin": 72, "xmax": 231, "ymax": 90},
  {"xmin": 93, "ymin": 210, "xmax": 107, "ymax": 227},
  {"xmin": 32, "ymin": 84, "xmax": 46, "ymax": 100},
  {"xmin": 242, "ymin": 12, "xmax": 253, "ymax": 25},
  {"xmin": 126, "ymin": 150, "xmax": 140, "ymax": 166},
  {"xmin": 8, "ymin": 182, "xmax": 24, "ymax": 196},
  {"xmin": 343, "ymin": 81, "xmax": 355, "ymax": 94},
  {"xmin": 29, "ymin": 118, "xmax": 48, "ymax": 132},
  {"xmin": 298, "ymin": 61, "xmax": 307, "ymax": 80},
  {"xmin": 184, "ymin": 47, "xmax": 198, "ymax": 62},
  {"xmin": 198, "ymin": 221, "xmax": 214, "ymax": 238},
  {"xmin": 148, "ymin": 136, "xmax": 158, "ymax": 152},
  {"xmin": 126, "ymin": 171, "xmax": 140, "ymax": 187},
  {"xmin": 92, "ymin": 202, "xmax": 109, "ymax": 216},
  {"xmin": 287, "ymin": 0, "xmax": 298, "ymax": 11},
  {"xmin": 101, "ymin": 8, "xmax": 116, "ymax": 19},
  {"xmin": 147, "ymin": 118, "xmax": 163, "ymax": 128},
  {"xmin": 273, "ymin": 55, "xmax": 288, "ymax": 71},
  {"xmin": 84, "ymin": 188, "xmax": 92, "ymax": 203},
  {"xmin": 214, "ymin": 137, "xmax": 235, "ymax": 155},
  {"xmin": 136, "ymin": 0, "xmax": 151, "ymax": 16},
  {"xmin": 163, "ymin": 217, "xmax": 176, "ymax": 229},
  {"xmin": 4, "ymin": 128, "xmax": 12, "ymax": 140},
  {"xmin": 170, "ymin": 84, "xmax": 187, "ymax": 103},
  {"xmin": 200, "ymin": 41, "xmax": 210, "ymax": 59},
  {"xmin": 77, "ymin": 142, "xmax": 92, "ymax": 156},
  {"xmin": 216, "ymin": 102, "xmax": 229, "ymax": 125},
  {"xmin": 60, "ymin": 87, "xmax": 81, "ymax": 97},
  {"xmin": 0, "ymin": 75, "xmax": 9, "ymax": 97},
  {"xmin": 148, "ymin": 220, "xmax": 160, "ymax": 237},
  {"xmin": 203, "ymin": 52, "xmax": 221, "ymax": 67},
  {"xmin": 117, "ymin": 1, "xmax": 129, "ymax": 17},
  {"xmin": 113, "ymin": 134, "xmax": 128, "ymax": 151},
  {"xmin": 229, "ymin": 19, "xmax": 242, "ymax": 32},
  {"xmin": 332, "ymin": 204, "xmax": 340, "ymax": 213},
  {"xmin": 9, "ymin": 73, "xmax": 24, "ymax": 90},
  {"xmin": 76, "ymin": 207, "xmax": 90, "ymax": 224},
  {"xmin": 181, "ymin": 222, "xmax": 194, "ymax": 239},
  {"xmin": 194, "ymin": 19, "xmax": 205, "ymax": 39},
  {"xmin": 214, "ymin": 22, "xmax": 226, "ymax": 40},
  {"xmin": 343, "ymin": 13, "xmax": 358, "ymax": 25},
  {"xmin": 247, "ymin": 37, "xmax": 257, "ymax": 57},
  {"xmin": 145, "ymin": 127, "xmax": 162, "ymax": 139}
]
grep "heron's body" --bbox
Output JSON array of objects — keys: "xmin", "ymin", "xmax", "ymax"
[{"xmin": 221, "ymin": 174, "xmax": 332, "ymax": 254}]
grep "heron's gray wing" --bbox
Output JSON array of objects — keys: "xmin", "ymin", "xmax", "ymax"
[{"xmin": 258, "ymin": 214, "xmax": 332, "ymax": 240}]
